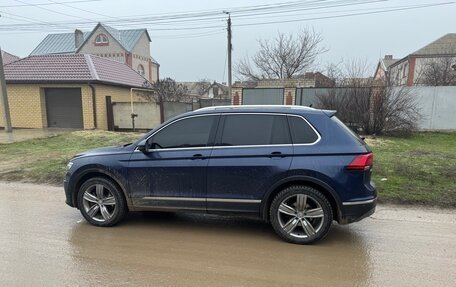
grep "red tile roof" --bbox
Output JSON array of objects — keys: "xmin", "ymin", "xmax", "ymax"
[
  {"xmin": 1, "ymin": 50, "xmax": 20, "ymax": 65},
  {"xmin": 4, "ymin": 54, "xmax": 150, "ymax": 88}
]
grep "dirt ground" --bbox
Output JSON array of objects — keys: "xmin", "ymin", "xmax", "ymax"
[{"xmin": 0, "ymin": 181, "xmax": 455, "ymax": 286}]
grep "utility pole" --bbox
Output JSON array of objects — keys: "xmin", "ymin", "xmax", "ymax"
[
  {"xmin": 0, "ymin": 47, "xmax": 12, "ymax": 132},
  {"xmin": 224, "ymin": 11, "xmax": 232, "ymax": 100}
]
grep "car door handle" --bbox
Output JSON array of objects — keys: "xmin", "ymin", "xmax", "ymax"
[
  {"xmin": 191, "ymin": 154, "xmax": 204, "ymax": 160},
  {"xmin": 269, "ymin": 151, "xmax": 285, "ymax": 158}
]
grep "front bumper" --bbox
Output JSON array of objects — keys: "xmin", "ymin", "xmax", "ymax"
[
  {"xmin": 64, "ymin": 173, "xmax": 75, "ymax": 207},
  {"xmin": 338, "ymin": 197, "xmax": 377, "ymax": 224}
]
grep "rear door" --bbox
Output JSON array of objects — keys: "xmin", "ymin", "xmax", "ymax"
[{"xmin": 206, "ymin": 113, "xmax": 293, "ymax": 214}]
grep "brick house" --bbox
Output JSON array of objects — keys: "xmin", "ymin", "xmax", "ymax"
[
  {"xmin": 30, "ymin": 23, "xmax": 159, "ymax": 83},
  {"xmin": 373, "ymin": 55, "xmax": 399, "ymax": 82},
  {"xmin": 231, "ymin": 72, "xmax": 334, "ymax": 105},
  {"xmin": 387, "ymin": 33, "xmax": 456, "ymax": 86},
  {"xmin": 2, "ymin": 54, "xmax": 152, "ymax": 130}
]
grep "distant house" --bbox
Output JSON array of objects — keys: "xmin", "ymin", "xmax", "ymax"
[
  {"xmin": 387, "ymin": 33, "xmax": 456, "ymax": 86},
  {"xmin": 181, "ymin": 81, "xmax": 229, "ymax": 100},
  {"xmin": 231, "ymin": 72, "xmax": 334, "ymax": 105},
  {"xmin": 30, "ymin": 23, "xmax": 159, "ymax": 83},
  {"xmin": 1, "ymin": 50, "xmax": 20, "ymax": 65},
  {"xmin": 2, "ymin": 54, "xmax": 152, "ymax": 130},
  {"xmin": 373, "ymin": 55, "xmax": 399, "ymax": 82}
]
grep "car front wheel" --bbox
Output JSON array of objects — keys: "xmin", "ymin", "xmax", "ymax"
[
  {"xmin": 77, "ymin": 177, "xmax": 127, "ymax": 227},
  {"xmin": 270, "ymin": 185, "xmax": 333, "ymax": 244}
]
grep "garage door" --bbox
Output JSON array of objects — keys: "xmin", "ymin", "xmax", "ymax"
[{"xmin": 45, "ymin": 88, "xmax": 83, "ymax": 128}]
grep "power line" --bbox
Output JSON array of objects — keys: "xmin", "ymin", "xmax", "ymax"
[
  {"xmin": 0, "ymin": 0, "xmax": 99, "ymax": 8},
  {"xmin": 233, "ymin": 2, "xmax": 456, "ymax": 27},
  {"xmin": 13, "ymin": 0, "xmax": 96, "ymax": 22},
  {"xmin": 0, "ymin": 0, "xmax": 453, "ymax": 33}
]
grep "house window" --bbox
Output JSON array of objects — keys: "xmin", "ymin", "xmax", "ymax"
[
  {"xmin": 95, "ymin": 34, "xmax": 109, "ymax": 46},
  {"xmin": 137, "ymin": 64, "xmax": 145, "ymax": 76}
]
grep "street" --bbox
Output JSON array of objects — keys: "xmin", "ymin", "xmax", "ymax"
[{"xmin": 0, "ymin": 181, "xmax": 455, "ymax": 287}]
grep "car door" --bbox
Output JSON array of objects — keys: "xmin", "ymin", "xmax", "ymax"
[
  {"xmin": 128, "ymin": 114, "xmax": 220, "ymax": 211},
  {"xmin": 207, "ymin": 113, "xmax": 293, "ymax": 214}
]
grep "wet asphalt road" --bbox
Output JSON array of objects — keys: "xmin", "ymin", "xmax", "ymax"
[{"xmin": 0, "ymin": 182, "xmax": 455, "ymax": 287}]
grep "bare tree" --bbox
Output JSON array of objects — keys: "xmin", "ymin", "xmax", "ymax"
[
  {"xmin": 317, "ymin": 60, "xmax": 421, "ymax": 135},
  {"xmin": 236, "ymin": 28, "xmax": 327, "ymax": 80},
  {"xmin": 419, "ymin": 57, "xmax": 456, "ymax": 86},
  {"xmin": 194, "ymin": 79, "xmax": 212, "ymax": 96},
  {"xmin": 371, "ymin": 85, "xmax": 421, "ymax": 135},
  {"xmin": 141, "ymin": 78, "xmax": 188, "ymax": 123}
]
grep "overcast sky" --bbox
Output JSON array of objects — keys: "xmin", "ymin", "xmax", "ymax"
[{"xmin": 0, "ymin": 0, "xmax": 454, "ymax": 82}]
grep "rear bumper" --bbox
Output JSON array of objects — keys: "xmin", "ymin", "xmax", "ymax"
[{"xmin": 338, "ymin": 197, "xmax": 376, "ymax": 224}]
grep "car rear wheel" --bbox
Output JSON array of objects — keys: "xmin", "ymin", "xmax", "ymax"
[
  {"xmin": 77, "ymin": 177, "xmax": 127, "ymax": 227},
  {"xmin": 270, "ymin": 185, "xmax": 333, "ymax": 244}
]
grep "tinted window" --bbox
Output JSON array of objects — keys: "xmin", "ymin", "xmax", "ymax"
[
  {"xmin": 220, "ymin": 114, "xmax": 290, "ymax": 146},
  {"xmin": 150, "ymin": 116, "xmax": 216, "ymax": 149},
  {"xmin": 289, "ymin": 116, "xmax": 319, "ymax": 144}
]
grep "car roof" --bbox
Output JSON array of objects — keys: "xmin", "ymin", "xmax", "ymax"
[{"xmin": 190, "ymin": 105, "xmax": 327, "ymax": 116}]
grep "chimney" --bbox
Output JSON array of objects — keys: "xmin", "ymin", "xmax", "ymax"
[
  {"xmin": 384, "ymin": 55, "xmax": 393, "ymax": 60},
  {"xmin": 75, "ymin": 29, "xmax": 83, "ymax": 48}
]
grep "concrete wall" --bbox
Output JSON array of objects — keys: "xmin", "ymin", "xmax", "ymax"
[
  {"xmin": 93, "ymin": 84, "xmax": 149, "ymax": 130},
  {"xmin": 406, "ymin": 86, "xmax": 456, "ymax": 130},
  {"xmin": 112, "ymin": 102, "xmax": 160, "ymax": 130},
  {"xmin": 163, "ymin": 102, "xmax": 192, "ymax": 121},
  {"xmin": 296, "ymin": 86, "xmax": 456, "ymax": 130}
]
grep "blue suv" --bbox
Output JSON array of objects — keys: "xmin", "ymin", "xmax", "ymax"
[{"xmin": 64, "ymin": 105, "xmax": 376, "ymax": 244}]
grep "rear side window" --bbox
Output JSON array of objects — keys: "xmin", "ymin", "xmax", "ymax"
[
  {"xmin": 220, "ymin": 114, "xmax": 290, "ymax": 146},
  {"xmin": 289, "ymin": 116, "xmax": 319, "ymax": 144}
]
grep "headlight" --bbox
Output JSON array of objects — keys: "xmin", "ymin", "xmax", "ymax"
[{"xmin": 67, "ymin": 161, "xmax": 74, "ymax": 170}]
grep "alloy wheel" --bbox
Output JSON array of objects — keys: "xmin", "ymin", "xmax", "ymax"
[
  {"xmin": 277, "ymin": 194, "xmax": 325, "ymax": 238},
  {"xmin": 82, "ymin": 184, "xmax": 117, "ymax": 222}
]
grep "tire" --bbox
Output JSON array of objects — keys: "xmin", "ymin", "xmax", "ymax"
[
  {"xmin": 77, "ymin": 177, "xmax": 128, "ymax": 227},
  {"xmin": 269, "ymin": 185, "xmax": 333, "ymax": 244}
]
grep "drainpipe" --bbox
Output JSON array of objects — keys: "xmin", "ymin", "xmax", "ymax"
[{"xmin": 88, "ymin": 83, "xmax": 97, "ymax": 129}]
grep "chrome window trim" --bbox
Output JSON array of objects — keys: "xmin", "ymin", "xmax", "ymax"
[
  {"xmin": 220, "ymin": 112, "xmax": 321, "ymax": 146},
  {"xmin": 135, "ymin": 114, "xmax": 219, "ymax": 152},
  {"xmin": 135, "ymin": 112, "xmax": 321, "ymax": 152}
]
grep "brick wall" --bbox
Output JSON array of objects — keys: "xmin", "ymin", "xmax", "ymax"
[{"xmin": 0, "ymin": 83, "xmax": 150, "ymax": 130}]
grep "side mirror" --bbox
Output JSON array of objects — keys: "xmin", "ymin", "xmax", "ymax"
[{"xmin": 136, "ymin": 140, "xmax": 148, "ymax": 153}]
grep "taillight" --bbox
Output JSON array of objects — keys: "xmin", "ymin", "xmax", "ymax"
[{"xmin": 346, "ymin": 153, "xmax": 373, "ymax": 171}]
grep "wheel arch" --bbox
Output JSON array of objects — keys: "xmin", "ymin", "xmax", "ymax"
[
  {"xmin": 71, "ymin": 168, "xmax": 130, "ymax": 209},
  {"xmin": 261, "ymin": 176, "xmax": 342, "ymax": 222}
]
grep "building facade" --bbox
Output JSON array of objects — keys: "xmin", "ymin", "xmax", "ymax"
[{"xmin": 30, "ymin": 23, "xmax": 159, "ymax": 83}]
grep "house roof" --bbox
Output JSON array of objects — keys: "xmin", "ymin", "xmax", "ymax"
[
  {"xmin": 382, "ymin": 57, "xmax": 398, "ymax": 69},
  {"xmin": 30, "ymin": 23, "xmax": 150, "ymax": 56},
  {"xmin": 412, "ymin": 33, "xmax": 456, "ymax": 56},
  {"xmin": 4, "ymin": 54, "xmax": 150, "ymax": 88},
  {"xmin": 1, "ymin": 50, "xmax": 20, "ymax": 65}
]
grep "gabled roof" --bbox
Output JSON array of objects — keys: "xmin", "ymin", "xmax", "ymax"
[
  {"xmin": 30, "ymin": 32, "xmax": 91, "ymax": 55},
  {"xmin": 412, "ymin": 33, "xmax": 456, "ymax": 56},
  {"xmin": 30, "ymin": 23, "xmax": 150, "ymax": 56},
  {"xmin": 1, "ymin": 50, "xmax": 20, "ymax": 65},
  {"xmin": 4, "ymin": 54, "xmax": 150, "ymax": 88},
  {"xmin": 382, "ymin": 58, "xmax": 398, "ymax": 69}
]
